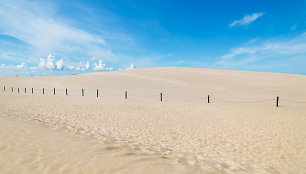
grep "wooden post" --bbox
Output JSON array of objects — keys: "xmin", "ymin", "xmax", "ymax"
[
  {"xmin": 208, "ymin": 95, "xmax": 210, "ymax": 103},
  {"xmin": 43, "ymin": 88, "xmax": 45, "ymax": 95},
  {"xmin": 18, "ymin": 88, "xmax": 19, "ymax": 93},
  {"xmin": 32, "ymin": 88, "xmax": 33, "ymax": 94},
  {"xmin": 53, "ymin": 88, "xmax": 55, "ymax": 95},
  {"xmin": 97, "ymin": 89, "xmax": 99, "ymax": 97},
  {"xmin": 24, "ymin": 88, "xmax": 26, "ymax": 93},
  {"xmin": 276, "ymin": 96, "xmax": 279, "ymax": 107},
  {"xmin": 4, "ymin": 86, "xmax": 5, "ymax": 92},
  {"xmin": 82, "ymin": 88, "xmax": 84, "ymax": 96},
  {"xmin": 11, "ymin": 87, "xmax": 13, "ymax": 93},
  {"xmin": 66, "ymin": 88, "xmax": 68, "ymax": 96},
  {"xmin": 160, "ymin": 93, "xmax": 163, "ymax": 101},
  {"xmin": 125, "ymin": 91, "xmax": 127, "ymax": 99}
]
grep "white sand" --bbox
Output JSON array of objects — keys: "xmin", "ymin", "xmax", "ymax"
[{"xmin": 0, "ymin": 67, "xmax": 306, "ymax": 173}]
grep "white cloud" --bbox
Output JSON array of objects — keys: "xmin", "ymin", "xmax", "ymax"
[
  {"xmin": 93, "ymin": 60, "xmax": 105, "ymax": 71},
  {"xmin": 125, "ymin": 63, "xmax": 136, "ymax": 70},
  {"xmin": 229, "ymin": 13, "xmax": 264, "ymax": 27},
  {"xmin": 66, "ymin": 65, "xmax": 74, "ymax": 70},
  {"xmin": 55, "ymin": 59, "xmax": 64, "ymax": 70},
  {"xmin": 92, "ymin": 59, "xmax": 113, "ymax": 71},
  {"xmin": 15, "ymin": 62, "xmax": 26, "ymax": 69},
  {"xmin": 85, "ymin": 61, "xmax": 90, "ymax": 70},
  {"xmin": 38, "ymin": 55, "xmax": 65, "ymax": 70},
  {"xmin": 39, "ymin": 55, "xmax": 55, "ymax": 69},
  {"xmin": 74, "ymin": 61, "xmax": 90, "ymax": 71},
  {"xmin": 29, "ymin": 66, "xmax": 38, "ymax": 70},
  {"xmin": 75, "ymin": 66, "xmax": 81, "ymax": 71}
]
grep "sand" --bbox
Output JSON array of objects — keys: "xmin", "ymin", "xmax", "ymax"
[{"xmin": 0, "ymin": 67, "xmax": 306, "ymax": 173}]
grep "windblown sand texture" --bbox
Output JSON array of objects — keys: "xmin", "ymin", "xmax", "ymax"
[{"xmin": 0, "ymin": 67, "xmax": 306, "ymax": 174}]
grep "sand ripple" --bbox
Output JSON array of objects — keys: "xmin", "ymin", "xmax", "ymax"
[{"xmin": 1, "ymin": 93, "xmax": 306, "ymax": 173}]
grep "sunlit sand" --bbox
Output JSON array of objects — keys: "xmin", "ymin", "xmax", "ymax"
[{"xmin": 1, "ymin": 67, "xmax": 306, "ymax": 173}]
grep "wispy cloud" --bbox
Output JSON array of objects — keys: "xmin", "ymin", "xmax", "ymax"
[
  {"xmin": 229, "ymin": 13, "xmax": 265, "ymax": 27},
  {"xmin": 0, "ymin": 0, "xmax": 115, "ymax": 63},
  {"xmin": 217, "ymin": 32, "xmax": 306, "ymax": 70}
]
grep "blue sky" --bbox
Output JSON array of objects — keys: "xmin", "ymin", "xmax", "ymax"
[{"xmin": 0, "ymin": 0, "xmax": 306, "ymax": 75}]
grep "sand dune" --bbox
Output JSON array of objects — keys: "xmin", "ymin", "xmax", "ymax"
[{"xmin": 1, "ymin": 67, "xmax": 306, "ymax": 173}]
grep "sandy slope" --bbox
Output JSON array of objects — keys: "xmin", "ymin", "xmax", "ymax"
[
  {"xmin": 0, "ymin": 67, "xmax": 306, "ymax": 173},
  {"xmin": 0, "ymin": 108, "xmax": 199, "ymax": 174}
]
